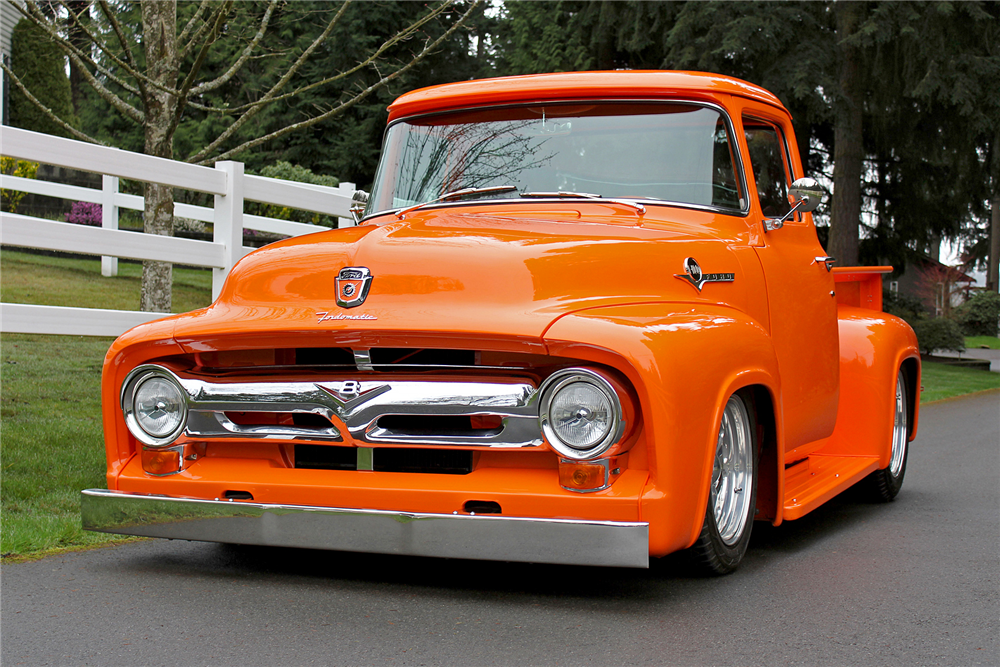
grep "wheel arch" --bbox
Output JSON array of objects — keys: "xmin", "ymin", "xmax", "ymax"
[
  {"xmin": 744, "ymin": 384, "xmax": 780, "ymax": 525},
  {"xmin": 899, "ymin": 355, "xmax": 920, "ymax": 441},
  {"xmin": 543, "ymin": 302, "xmax": 783, "ymax": 556}
]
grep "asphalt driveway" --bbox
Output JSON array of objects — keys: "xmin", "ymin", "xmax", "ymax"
[{"xmin": 3, "ymin": 391, "xmax": 997, "ymax": 667}]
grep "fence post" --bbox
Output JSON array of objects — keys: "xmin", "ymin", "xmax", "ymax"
[
  {"xmin": 213, "ymin": 161, "xmax": 244, "ymax": 301},
  {"xmin": 338, "ymin": 181, "xmax": 356, "ymax": 228},
  {"xmin": 101, "ymin": 174, "xmax": 119, "ymax": 277}
]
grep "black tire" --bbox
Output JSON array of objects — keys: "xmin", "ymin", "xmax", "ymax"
[
  {"xmin": 689, "ymin": 389, "xmax": 759, "ymax": 575},
  {"xmin": 865, "ymin": 369, "xmax": 909, "ymax": 502}
]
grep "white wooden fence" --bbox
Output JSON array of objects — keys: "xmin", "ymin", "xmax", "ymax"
[{"xmin": 1, "ymin": 126, "xmax": 356, "ymax": 337}]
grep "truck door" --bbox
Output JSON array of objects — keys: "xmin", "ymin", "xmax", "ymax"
[{"xmin": 742, "ymin": 113, "xmax": 840, "ymax": 460}]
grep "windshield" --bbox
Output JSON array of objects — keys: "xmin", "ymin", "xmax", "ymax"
[{"xmin": 367, "ymin": 102, "xmax": 746, "ymax": 216}]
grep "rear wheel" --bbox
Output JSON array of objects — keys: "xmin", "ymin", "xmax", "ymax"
[
  {"xmin": 690, "ymin": 390, "xmax": 759, "ymax": 575},
  {"xmin": 866, "ymin": 369, "xmax": 909, "ymax": 502}
]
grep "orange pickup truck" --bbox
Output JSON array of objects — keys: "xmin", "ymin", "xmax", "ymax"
[{"xmin": 82, "ymin": 72, "xmax": 920, "ymax": 573}]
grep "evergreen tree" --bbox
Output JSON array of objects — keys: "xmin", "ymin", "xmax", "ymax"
[{"xmin": 9, "ymin": 18, "xmax": 78, "ymax": 137}]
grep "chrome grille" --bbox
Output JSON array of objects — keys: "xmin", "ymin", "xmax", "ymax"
[{"xmin": 136, "ymin": 365, "xmax": 544, "ymax": 449}]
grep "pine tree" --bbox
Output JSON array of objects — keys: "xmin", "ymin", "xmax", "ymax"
[{"xmin": 9, "ymin": 18, "xmax": 78, "ymax": 137}]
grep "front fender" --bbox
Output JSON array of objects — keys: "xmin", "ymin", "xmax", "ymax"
[{"xmin": 543, "ymin": 303, "xmax": 782, "ymax": 557}]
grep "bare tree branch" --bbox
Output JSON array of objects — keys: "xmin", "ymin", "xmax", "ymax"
[
  {"xmin": 186, "ymin": 0, "xmax": 354, "ymax": 163},
  {"xmin": 165, "ymin": 1, "xmax": 233, "ymax": 141},
  {"xmin": 194, "ymin": 0, "xmax": 483, "ymax": 165},
  {"xmin": 179, "ymin": 0, "xmax": 227, "ymax": 61},
  {"xmin": 17, "ymin": 3, "xmax": 145, "ymax": 123},
  {"xmin": 15, "ymin": 1, "xmax": 145, "ymax": 101},
  {"xmin": 177, "ymin": 0, "xmax": 212, "ymax": 50},
  {"xmin": 96, "ymin": 0, "xmax": 147, "ymax": 100},
  {"xmin": 19, "ymin": 0, "xmax": 197, "ymax": 107},
  {"xmin": 50, "ymin": 0, "xmax": 182, "ymax": 100},
  {"xmin": 1, "ymin": 61, "xmax": 108, "ymax": 145},
  {"xmin": 189, "ymin": 0, "xmax": 279, "ymax": 96},
  {"xmin": 189, "ymin": 0, "xmax": 455, "ymax": 115}
]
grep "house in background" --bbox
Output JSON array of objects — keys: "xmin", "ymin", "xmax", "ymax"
[{"xmin": 890, "ymin": 252, "xmax": 976, "ymax": 318}]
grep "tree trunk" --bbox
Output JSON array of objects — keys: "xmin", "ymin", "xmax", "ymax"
[
  {"xmin": 140, "ymin": 1, "xmax": 179, "ymax": 313},
  {"xmin": 828, "ymin": 1, "xmax": 865, "ymax": 267},
  {"xmin": 989, "ymin": 197, "xmax": 999, "ymax": 293}
]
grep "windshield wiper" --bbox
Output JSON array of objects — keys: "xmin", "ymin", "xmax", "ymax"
[
  {"xmin": 396, "ymin": 185, "xmax": 518, "ymax": 219},
  {"xmin": 521, "ymin": 191, "xmax": 646, "ymax": 214}
]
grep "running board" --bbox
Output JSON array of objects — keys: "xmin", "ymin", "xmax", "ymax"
[{"xmin": 783, "ymin": 455, "xmax": 880, "ymax": 520}]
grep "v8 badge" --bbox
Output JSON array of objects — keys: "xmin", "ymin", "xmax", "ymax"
[
  {"xmin": 336, "ymin": 267, "xmax": 373, "ymax": 308},
  {"xmin": 674, "ymin": 257, "xmax": 735, "ymax": 292}
]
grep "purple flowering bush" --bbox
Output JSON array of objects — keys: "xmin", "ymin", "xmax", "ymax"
[{"xmin": 65, "ymin": 201, "xmax": 102, "ymax": 226}]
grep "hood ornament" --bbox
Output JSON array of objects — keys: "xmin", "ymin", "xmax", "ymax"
[
  {"xmin": 336, "ymin": 267, "xmax": 373, "ymax": 308},
  {"xmin": 674, "ymin": 257, "xmax": 735, "ymax": 292}
]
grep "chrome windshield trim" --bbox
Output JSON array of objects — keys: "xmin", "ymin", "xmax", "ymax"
[
  {"xmin": 81, "ymin": 489, "xmax": 650, "ymax": 568},
  {"xmin": 126, "ymin": 365, "xmax": 544, "ymax": 448},
  {"xmin": 363, "ymin": 196, "xmax": 744, "ymax": 223},
  {"xmin": 364, "ymin": 99, "xmax": 750, "ymax": 221}
]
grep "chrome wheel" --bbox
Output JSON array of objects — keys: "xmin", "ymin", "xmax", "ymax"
[
  {"xmin": 865, "ymin": 367, "xmax": 910, "ymax": 502},
  {"xmin": 711, "ymin": 395, "xmax": 754, "ymax": 546},
  {"xmin": 889, "ymin": 372, "xmax": 907, "ymax": 477}
]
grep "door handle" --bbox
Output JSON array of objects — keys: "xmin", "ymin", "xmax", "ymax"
[{"xmin": 813, "ymin": 256, "xmax": 836, "ymax": 272}]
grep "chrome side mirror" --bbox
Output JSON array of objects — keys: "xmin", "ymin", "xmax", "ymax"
[
  {"xmin": 789, "ymin": 177, "xmax": 823, "ymax": 213},
  {"xmin": 350, "ymin": 189, "xmax": 369, "ymax": 223},
  {"xmin": 764, "ymin": 177, "xmax": 825, "ymax": 232}
]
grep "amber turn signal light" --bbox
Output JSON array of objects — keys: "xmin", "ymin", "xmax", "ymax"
[
  {"xmin": 558, "ymin": 457, "xmax": 621, "ymax": 492},
  {"xmin": 141, "ymin": 447, "xmax": 182, "ymax": 476}
]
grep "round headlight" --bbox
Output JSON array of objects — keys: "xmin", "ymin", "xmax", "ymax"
[
  {"xmin": 539, "ymin": 369, "xmax": 624, "ymax": 460},
  {"xmin": 122, "ymin": 367, "xmax": 188, "ymax": 446}
]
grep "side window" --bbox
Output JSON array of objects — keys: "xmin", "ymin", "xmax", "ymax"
[{"xmin": 743, "ymin": 117, "xmax": 791, "ymax": 217}]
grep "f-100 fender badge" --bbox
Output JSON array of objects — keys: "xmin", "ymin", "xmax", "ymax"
[
  {"xmin": 674, "ymin": 257, "xmax": 735, "ymax": 292},
  {"xmin": 336, "ymin": 266, "xmax": 373, "ymax": 307}
]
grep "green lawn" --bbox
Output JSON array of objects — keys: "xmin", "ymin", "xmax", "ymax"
[
  {"xmin": 1, "ymin": 250, "xmax": 212, "ymax": 558},
  {"xmin": 920, "ymin": 361, "xmax": 1000, "ymax": 403},
  {"xmin": 1, "ymin": 248, "xmax": 212, "ymax": 313},
  {"xmin": 1, "ymin": 333, "xmax": 142, "ymax": 556},
  {"xmin": 965, "ymin": 335, "xmax": 1000, "ymax": 350}
]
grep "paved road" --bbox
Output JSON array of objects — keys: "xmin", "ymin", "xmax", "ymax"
[{"xmin": 3, "ymin": 392, "xmax": 998, "ymax": 667}]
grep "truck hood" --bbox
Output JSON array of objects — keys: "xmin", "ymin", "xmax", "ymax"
[{"xmin": 171, "ymin": 210, "xmax": 753, "ymax": 345}]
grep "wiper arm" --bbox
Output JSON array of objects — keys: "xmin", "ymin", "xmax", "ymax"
[
  {"xmin": 521, "ymin": 191, "xmax": 645, "ymax": 214},
  {"xmin": 396, "ymin": 185, "xmax": 518, "ymax": 219}
]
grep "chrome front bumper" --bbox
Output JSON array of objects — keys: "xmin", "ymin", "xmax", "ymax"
[{"xmin": 81, "ymin": 489, "xmax": 650, "ymax": 568}]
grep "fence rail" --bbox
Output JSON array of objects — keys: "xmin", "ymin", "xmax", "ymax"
[{"xmin": 1, "ymin": 126, "xmax": 356, "ymax": 337}]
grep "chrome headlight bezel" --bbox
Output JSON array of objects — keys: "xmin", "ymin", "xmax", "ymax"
[
  {"xmin": 121, "ymin": 365, "xmax": 189, "ymax": 447},
  {"xmin": 538, "ymin": 368, "xmax": 625, "ymax": 460}
]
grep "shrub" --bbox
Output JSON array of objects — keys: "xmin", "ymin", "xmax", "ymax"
[
  {"xmin": 913, "ymin": 318, "xmax": 965, "ymax": 355},
  {"xmin": 956, "ymin": 291, "xmax": 1000, "ymax": 337},
  {"xmin": 65, "ymin": 201, "xmax": 102, "ymax": 226},
  {"xmin": 247, "ymin": 161, "xmax": 340, "ymax": 227},
  {"xmin": 0, "ymin": 157, "xmax": 39, "ymax": 213},
  {"xmin": 883, "ymin": 289, "xmax": 927, "ymax": 326}
]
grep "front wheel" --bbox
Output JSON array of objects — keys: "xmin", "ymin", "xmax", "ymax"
[
  {"xmin": 865, "ymin": 369, "xmax": 909, "ymax": 502},
  {"xmin": 690, "ymin": 390, "xmax": 759, "ymax": 575}
]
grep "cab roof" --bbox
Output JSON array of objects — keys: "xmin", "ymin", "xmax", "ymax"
[{"xmin": 387, "ymin": 71, "xmax": 786, "ymax": 122}]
